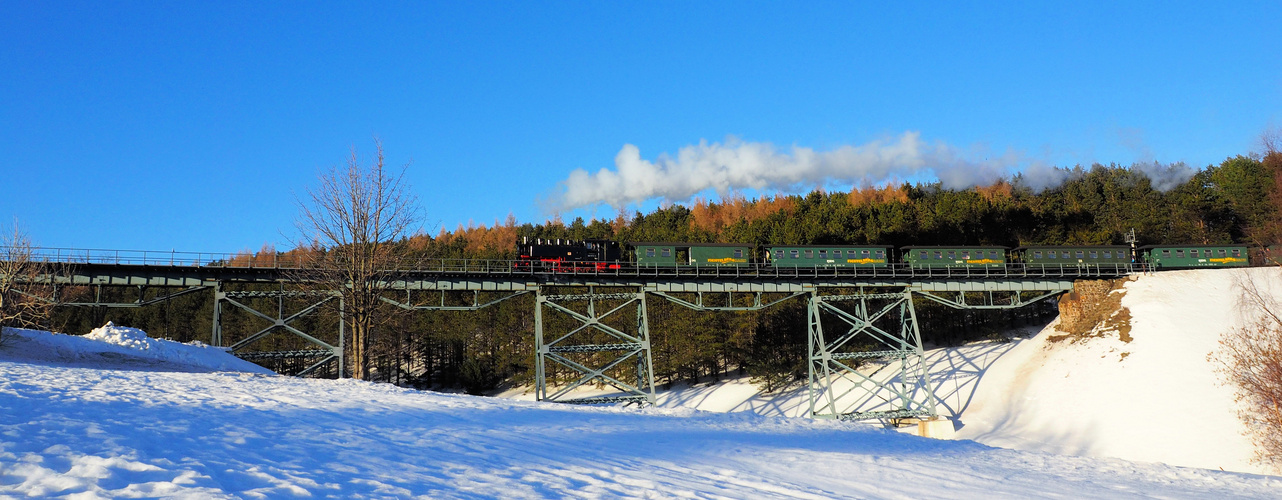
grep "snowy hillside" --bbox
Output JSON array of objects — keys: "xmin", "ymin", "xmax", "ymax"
[
  {"xmin": 503, "ymin": 267, "xmax": 1280, "ymax": 476},
  {"xmin": 954, "ymin": 267, "xmax": 1279, "ymax": 475},
  {"xmin": 3, "ymin": 324, "xmax": 1281, "ymax": 497}
]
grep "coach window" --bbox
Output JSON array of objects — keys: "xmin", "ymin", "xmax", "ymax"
[
  {"xmin": 804, "ymin": 250, "xmax": 814, "ymax": 259},
  {"xmin": 1034, "ymin": 251, "xmax": 1042, "ymax": 259},
  {"xmin": 1162, "ymin": 250, "xmax": 1171, "ymax": 257},
  {"xmin": 1233, "ymin": 249, "xmax": 1242, "ymax": 257},
  {"xmin": 790, "ymin": 250, "xmax": 799, "ymax": 259},
  {"xmin": 875, "ymin": 250, "xmax": 884, "ymax": 259},
  {"xmin": 921, "ymin": 251, "xmax": 929, "ymax": 259},
  {"xmin": 661, "ymin": 248, "xmax": 671, "ymax": 257},
  {"xmin": 862, "ymin": 250, "xmax": 871, "ymax": 258},
  {"xmin": 1090, "ymin": 251, "xmax": 1098, "ymax": 259},
  {"xmin": 946, "ymin": 251, "xmax": 955, "ymax": 259},
  {"xmin": 1218, "ymin": 249, "xmax": 1227, "ymax": 257},
  {"xmin": 774, "ymin": 250, "xmax": 783, "ymax": 260},
  {"xmin": 818, "ymin": 250, "xmax": 827, "ymax": 259},
  {"xmin": 1176, "ymin": 249, "xmax": 1184, "ymax": 258},
  {"xmin": 734, "ymin": 249, "xmax": 743, "ymax": 258},
  {"xmin": 1103, "ymin": 251, "xmax": 1111, "ymax": 259},
  {"xmin": 961, "ymin": 251, "xmax": 970, "ymax": 259},
  {"xmin": 646, "ymin": 248, "xmax": 655, "ymax": 257}
]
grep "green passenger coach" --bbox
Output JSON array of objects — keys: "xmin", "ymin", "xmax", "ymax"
[
  {"xmin": 632, "ymin": 242, "xmax": 751, "ymax": 266},
  {"xmin": 1015, "ymin": 245, "xmax": 1132, "ymax": 265},
  {"xmin": 901, "ymin": 246, "xmax": 1007, "ymax": 268},
  {"xmin": 688, "ymin": 244, "xmax": 751, "ymax": 266},
  {"xmin": 632, "ymin": 242, "xmax": 679, "ymax": 266},
  {"xmin": 1141, "ymin": 244, "xmax": 1249, "ymax": 268},
  {"xmin": 766, "ymin": 245, "xmax": 891, "ymax": 267}
]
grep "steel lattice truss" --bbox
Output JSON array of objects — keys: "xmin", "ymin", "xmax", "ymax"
[
  {"xmin": 215, "ymin": 285, "xmax": 342, "ymax": 377},
  {"xmin": 534, "ymin": 287, "xmax": 656, "ymax": 405},
  {"xmin": 807, "ymin": 290, "xmax": 938, "ymax": 421}
]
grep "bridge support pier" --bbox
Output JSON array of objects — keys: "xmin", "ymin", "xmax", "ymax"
[
  {"xmin": 534, "ymin": 286, "xmax": 656, "ymax": 405},
  {"xmin": 211, "ymin": 286, "xmax": 343, "ymax": 377},
  {"xmin": 807, "ymin": 288, "xmax": 938, "ymax": 421}
]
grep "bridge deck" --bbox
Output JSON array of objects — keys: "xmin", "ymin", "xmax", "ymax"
[{"xmin": 51, "ymin": 260, "xmax": 1135, "ymax": 291}]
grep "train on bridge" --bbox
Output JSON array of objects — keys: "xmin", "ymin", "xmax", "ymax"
[{"xmin": 516, "ymin": 238, "xmax": 1253, "ymax": 272}]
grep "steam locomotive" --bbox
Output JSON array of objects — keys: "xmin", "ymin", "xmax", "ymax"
[{"xmin": 515, "ymin": 238, "xmax": 622, "ymax": 272}]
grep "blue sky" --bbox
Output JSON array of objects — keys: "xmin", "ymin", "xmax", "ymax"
[{"xmin": 2, "ymin": 2, "xmax": 1279, "ymax": 252}]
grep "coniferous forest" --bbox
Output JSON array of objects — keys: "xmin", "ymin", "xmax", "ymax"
[{"xmin": 50, "ymin": 153, "xmax": 1282, "ymax": 393}]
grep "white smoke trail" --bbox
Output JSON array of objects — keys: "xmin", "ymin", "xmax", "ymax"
[
  {"xmin": 1133, "ymin": 161, "xmax": 1197, "ymax": 192},
  {"xmin": 546, "ymin": 132, "xmax": 1197, "ymax": 212},
  {"xmin": 549, "ymin": 132, "xmax": 1026, "ymax": 211}
]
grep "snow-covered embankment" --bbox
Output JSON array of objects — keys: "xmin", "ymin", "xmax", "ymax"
[{"xmin": 954, "ymin": 267, "xmax": 1280, "ymax": 475}]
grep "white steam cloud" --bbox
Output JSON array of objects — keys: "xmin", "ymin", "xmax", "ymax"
[
  {"xmin": 547, "ymin": 132, "xmax": 1195, "ymax": 212},
  {"xmin": 1132, "ymin": 161, "xmax": 1197, "ymax": 192}
]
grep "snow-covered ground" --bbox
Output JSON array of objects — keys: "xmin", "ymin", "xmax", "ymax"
[
  {"xmin": 952, "ymin": 268, "xmax": 1277, "ymax": 475},
  {"xmin": 2, "ymin": 268, "xmax": 1280, "ymax": 498}
]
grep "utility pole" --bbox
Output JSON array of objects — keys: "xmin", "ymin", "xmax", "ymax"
[{"xmin": 1125, "ymin": 228, "xmax": 1138, "ymax": 263}]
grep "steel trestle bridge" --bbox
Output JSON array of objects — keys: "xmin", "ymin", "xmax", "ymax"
[{"xmin": 18, "ymin": 246, "xmax": 1138, "ymax": 421}]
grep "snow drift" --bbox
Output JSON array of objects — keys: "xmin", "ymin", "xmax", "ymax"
[
  {"xmin": 954, "ymin": 268, "xmax": 1277, "ymax": 475},
  {"xmin": 0, "ymin": 322, "xmax": 273, "ymax": 374}
]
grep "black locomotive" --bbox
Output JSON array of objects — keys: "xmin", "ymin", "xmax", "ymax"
[{"xmin": 515, "ymin": 238, "xmax": 622, "ymax": 272}]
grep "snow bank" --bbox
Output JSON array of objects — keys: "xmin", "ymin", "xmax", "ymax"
[
  {"xmin": 954, "ymin": 267, "xmax": 1277, "ymax": 475},
  {"xmin": 0, "ymin": 323, "xmax": 273, "ymax": 374}
]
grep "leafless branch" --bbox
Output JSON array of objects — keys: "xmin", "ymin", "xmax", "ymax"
[
  {"xmin": 0, "ymin": 222, "xmax": 61, "ymax": 345},
  {"xmin": 1212, "ymin": 271, "xmax": 1282, "ymax": 471},
  {"xmin": 291, "ymin": 140, "xmax": 422, "ymax": 379}
]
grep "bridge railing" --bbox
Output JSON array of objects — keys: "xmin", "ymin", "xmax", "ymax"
[
  {"xmin": 7, "ymin": 246, "xmax": 1149, "ymax": 279},
  {"xmin": 17, "ymin": 247, "xmax": 242, "ymax": 268}
]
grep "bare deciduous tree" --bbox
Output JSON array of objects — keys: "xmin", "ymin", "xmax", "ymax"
[
  {"xmin": 1213, "ymin": 272, "xmax": 1282, "ymax": 471},
  {"xmin": 0, "ymin": 223, "xmax": 59, "ymax": 345},
  {"xmin": 295, "ymin": 140, "xmax": 421, "ymax": 380}
]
